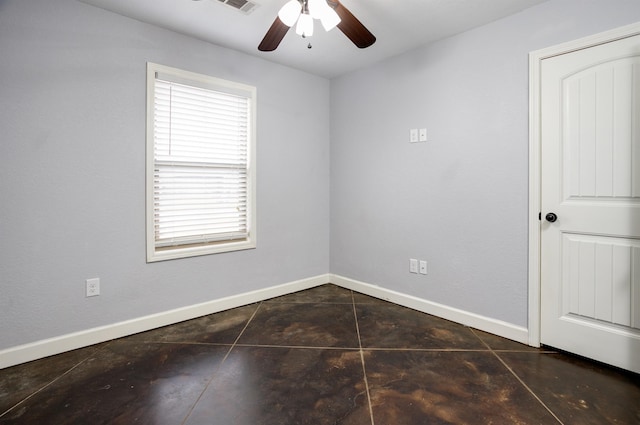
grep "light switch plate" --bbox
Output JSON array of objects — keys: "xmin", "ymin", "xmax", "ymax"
[
  {"xmin": 419, "ymin": 128, "xmax": 427, "ymax": 142},
  {"xmin": 419, "ymin": 260, "xmax": 428, "ymax": 274}
]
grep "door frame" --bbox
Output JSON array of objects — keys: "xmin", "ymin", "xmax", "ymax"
[{"xmin": 528, "ymin": 21, "xmax": 640, "ymax": 347}]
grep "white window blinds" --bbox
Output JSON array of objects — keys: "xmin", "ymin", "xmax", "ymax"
[{"xmin": 147, "ymin": 63, "xmax": 256, "ymax": 261}]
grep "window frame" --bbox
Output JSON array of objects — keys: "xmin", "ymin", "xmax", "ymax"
[{"xmin": 146, "ymin": 62, "xmax": 256, "ymax": 262}]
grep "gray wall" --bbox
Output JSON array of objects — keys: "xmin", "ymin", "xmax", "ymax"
[
  {"xmin": 0, "ymin": 0, "xmax": 330, "ymax": 350},
  {"xmin": 330, "ymin": 0, "xmax": 640, "ymax": 327}
]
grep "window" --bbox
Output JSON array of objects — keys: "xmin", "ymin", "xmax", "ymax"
[{"xmin": 146, "ymin": 63, "xmax": 256, "ymax": 262}]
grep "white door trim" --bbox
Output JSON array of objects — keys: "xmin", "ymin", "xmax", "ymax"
[{"xmin": 528, "ymin": 21, "xmax": 640, "ymax": 347}]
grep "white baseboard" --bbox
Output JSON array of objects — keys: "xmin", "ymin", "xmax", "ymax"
[
  {"xmin": 1, "ymin": 273, "xmax": 530, "ymax": 370},
  {"xmin": 0, "ymin": 274, "xmax": 330, "ymax": 370},
  {"xmin": 330, "ymin": 274, "xmax": 530, "ymax": 345}
]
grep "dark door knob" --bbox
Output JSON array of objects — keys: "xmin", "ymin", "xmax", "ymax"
[{"xmin": 545, "ymin": 212, "xmax": 558, "ymax": 223}]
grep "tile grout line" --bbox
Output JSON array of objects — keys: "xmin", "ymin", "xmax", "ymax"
[
  {"xmin": 180, "ymin": 301, "xmax": 264, "ymax": 425},
  {"xmin": 118, "ymin": 338, "xmax": 552, "ymax": 354},
  {"xmin": 492, "ymin": 351, "xmax": 565, "ymax": 425},
  {"xmin": 0, "ymin": 355, "xmax": 93, "ymax": 418},
  {"xmin": 468, "ymin": 329, "xmax": 565, "ymax": 425},
  {"xmin": 351, "ymin": 291, "xmax": 376, "ymax": 425}
]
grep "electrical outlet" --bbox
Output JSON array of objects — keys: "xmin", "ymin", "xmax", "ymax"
[
  {"xmin": 86, "ymin": 278, "xmax": 100, "ymax": 297},
  {"xmin": 409, "ymin": 259, "xmax": 418, "ymax": 273},
  {"xmin": 419, "ymin": 260, "xmax": 428, "ymax": 275},
  {"xmin": 409, "ymin": 129, "xmax": 418, "ymax": 143}
]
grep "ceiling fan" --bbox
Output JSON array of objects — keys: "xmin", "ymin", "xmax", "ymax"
[{"xmin": 258, "ymin": 0, "xmax": 376, "ymax": 51}]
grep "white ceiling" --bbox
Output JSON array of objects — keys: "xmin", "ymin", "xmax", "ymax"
[{"xmin": 79, "ymin": 0, "xmax": 548, "ymax": 78}]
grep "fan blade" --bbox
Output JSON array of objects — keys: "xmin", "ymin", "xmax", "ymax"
[
  {"xmin": 258, "ymin": 17, "xmax": 290, "ymax": 51},
  {"xmin": 333, "ymin": 0, "xmax": 376, "ymax": 49}
]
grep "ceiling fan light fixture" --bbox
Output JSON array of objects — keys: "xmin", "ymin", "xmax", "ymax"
[
  {"xmin": 278, "ymin": 0, "xmax": 302, "ymax": 27},
  {"xmin": 320, "ymin": 7, "xmax": 340, "ymax": 31},
  {"xmin": 295, "ymin": 12, "xmax": 314, "ymax": 37},
  {"xmin": 308, "ymin": 0, "xmax": 340, "ymax": 31},
  {"xmin": 307, "ymin": 0, "xmax": 325, "ymax": 19},
  {"xmin": 259, "ymin": 0, "xmax": 375, "ymax": 52}
]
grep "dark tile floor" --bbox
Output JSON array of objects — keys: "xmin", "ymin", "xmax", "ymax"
[{"xmin": 1, "ymin": 284, "xmax": 639, "ymax": 424}]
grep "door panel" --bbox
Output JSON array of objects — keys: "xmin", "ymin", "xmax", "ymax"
[
  {"xmin": 561, "ymin": 234, "xmax": 639, "ymax": 327},
  {"xmin": 540, "ymin": 33, "xmax": 640, "ymax": 373},
  {"xmin": 564, "ymin": 58, "xmax": 640, "ymax": 199}
]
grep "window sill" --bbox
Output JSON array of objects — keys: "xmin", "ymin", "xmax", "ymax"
[{"xmin": 146, "ymin": 239, "xmax": 256, "ymax": 263}]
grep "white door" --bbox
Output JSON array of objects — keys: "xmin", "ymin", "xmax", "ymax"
[{"xmin": 540, "ymin": 32, "xmax": 640, "ymax": 373}]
